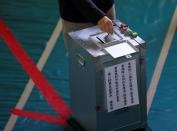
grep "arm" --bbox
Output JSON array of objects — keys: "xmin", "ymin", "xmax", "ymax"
[
  {"xmin": 70, "ymin": 0, "xmax": 105, "ymax": 24},
  {"xmin": 70, "ymin": 0, "xmax": 113, "ymax": 34}
]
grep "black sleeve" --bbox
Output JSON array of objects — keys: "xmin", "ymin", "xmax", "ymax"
[{"xmin": 70, "ymin": 0, "xmax": 106, "ymax": 24}]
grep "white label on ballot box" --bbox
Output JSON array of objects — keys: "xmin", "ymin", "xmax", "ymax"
[
  {"xmin": 104, "ymin": 59, "xmax": 139, "ymax": 112},
  {"xmin": 105, "ymin": 42, "xmax": 136, "ymax": 59}
]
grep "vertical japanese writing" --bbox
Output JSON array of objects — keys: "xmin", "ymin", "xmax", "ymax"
[
  {"xmin": 108, "ymin": 72, "xmax": 112, "ymax": 97},
  {"xmin": 128, "ymin": 62, "xmax": 134, "ymax": 104},
  {"xmin": 114, "ymin": 67, "xmax": 119, "ymax": 103},
  {"xmin": 105, "ymin": 59, "xmax": 139, "ymax": 112},
  {"xmin": 108, "ymin": 72, "xmax": 113, "ymax": 110},
  {"xmin": 121, "ymin": 64, "xmax": 127, "ymax": 106}
]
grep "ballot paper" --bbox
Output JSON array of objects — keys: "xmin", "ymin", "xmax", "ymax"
[
  {"xmin": 104, "ymin": 59, "xmax": 139, "ymax": 112},
  {"xmin": 105, "ymin": 42, "xmax": 136, "ymax": 58},
  {"xmin": 95, "ymin": 32, "xmax": 122, "ymax": 43},
  {"xmin": 89, "ymin": 32, "xmax": 122, "ymax": 47}
]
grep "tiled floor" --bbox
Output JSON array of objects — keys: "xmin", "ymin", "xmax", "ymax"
[{"xmin": 0, "ymin": 0, "xmax": 177, "ymax": 131}]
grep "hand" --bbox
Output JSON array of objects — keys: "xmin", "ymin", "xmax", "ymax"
[{"xmin": 97, "ymin": 16, "xmax": 113, "ymax": 34}]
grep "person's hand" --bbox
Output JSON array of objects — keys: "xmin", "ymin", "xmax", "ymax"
[{"xmin": 97, "ymin": 16, "xmax": 113, "ymax": 34}]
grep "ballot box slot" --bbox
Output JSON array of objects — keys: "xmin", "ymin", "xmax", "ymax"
[{"xmin": 89, "ymin": 31, "xmax": 123, "ymax": 49}]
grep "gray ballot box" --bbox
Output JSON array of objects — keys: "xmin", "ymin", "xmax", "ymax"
[{"xmin": 68, "ymin": 21, "xmax": 147, "ymax": 131}]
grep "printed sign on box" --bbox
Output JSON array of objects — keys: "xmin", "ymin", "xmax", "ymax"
[{"xmin": 104, "ymin": 59, "xmax": 139, "ymax": 112}]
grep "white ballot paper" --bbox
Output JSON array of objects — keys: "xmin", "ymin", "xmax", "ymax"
[
  {"xmin": 105, "ymin": 42, "xmax": 136, "ymax": 58},
  {"xmin": 104, "ymin": 59, "xmax": 139, "ymax": 112}
]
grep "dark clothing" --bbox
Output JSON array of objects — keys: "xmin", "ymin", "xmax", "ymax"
[{"xmin": 58, "ymin": 0, "xmax": 114, "ymax": 24}]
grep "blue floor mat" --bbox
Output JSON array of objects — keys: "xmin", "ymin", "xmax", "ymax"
[{"xmin": 0, "ymin": 0, "xmax": 177, "ymax": 131}]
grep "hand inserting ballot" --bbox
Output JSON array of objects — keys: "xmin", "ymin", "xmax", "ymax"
[{"xmin": 97, "ymin": 16, "xmax": 114, "ymax": 34}]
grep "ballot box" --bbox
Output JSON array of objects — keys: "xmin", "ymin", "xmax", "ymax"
[{"xmin": 68, "ymin": 21, "xmax": 148, "ymax": 131}]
